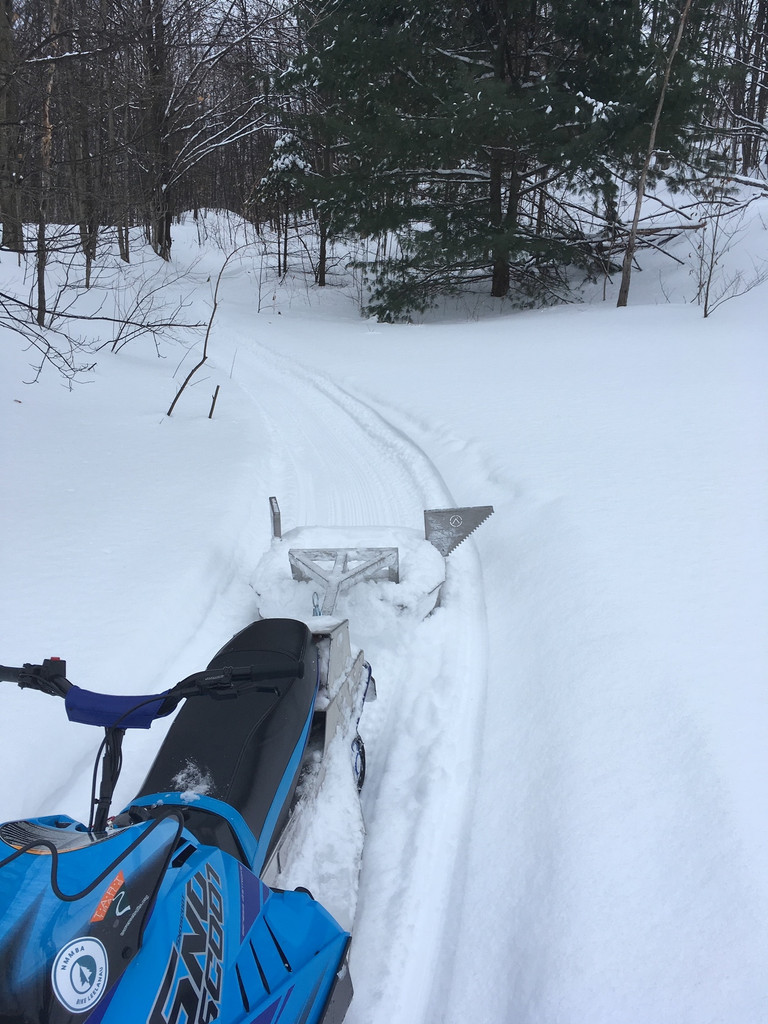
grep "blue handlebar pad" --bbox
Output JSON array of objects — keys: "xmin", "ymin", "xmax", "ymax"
[{"xmin": 65, "ymin": 685, "xmax": 173, "ymax": 729}]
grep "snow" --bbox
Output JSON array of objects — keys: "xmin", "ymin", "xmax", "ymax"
[{"xmin": 1, "ymin": 204, "xmax": 767, "ymax": 1023}]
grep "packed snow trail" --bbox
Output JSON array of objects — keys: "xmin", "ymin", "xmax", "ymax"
[
  {"xmin": 214, "ymin": 336, "xmax": 491, "ymax": 1022},
  {"xmin": 1, "ymin": 315, "xmax": 491, "ymax": 1024},
  {"xmin": 260, "ymin": 299, "xmax": 768, "ymax": 1024}
]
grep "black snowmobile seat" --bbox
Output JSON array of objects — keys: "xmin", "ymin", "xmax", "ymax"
[{"xmin": 135, "ymin": 618, "xmax": 318, "ymax": 856}]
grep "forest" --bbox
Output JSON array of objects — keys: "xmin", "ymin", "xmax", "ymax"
[{"xmin": 1, "ymin": 0, "xmax": 767, "ymax": 343}]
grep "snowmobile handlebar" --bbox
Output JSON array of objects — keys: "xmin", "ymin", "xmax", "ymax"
[{"xmin": 0, "ymin": 658, "xmax": 305, "ymax": 730}]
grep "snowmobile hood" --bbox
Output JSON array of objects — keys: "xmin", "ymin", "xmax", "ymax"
[
  {"xmin": 0, "ymin": 813, "xmax": 180, "ymax": 1022},
  {"xmin": 0, "ymin": 812, "xmax": 351, "ymax": 1024}
]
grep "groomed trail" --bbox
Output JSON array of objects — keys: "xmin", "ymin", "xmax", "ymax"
[
  {"xmin": 0, "ymin": 262, "xmax": 492, "ymax": 1024},
  {"xmin": 223, "ymin": 337, "xmax": 492, "ymax": 1023},
  {"xmin": 249, "ymin": 292, "xmax": 768, "ymax": 1024}
]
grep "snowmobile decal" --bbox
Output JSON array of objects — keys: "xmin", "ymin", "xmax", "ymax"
[
  {"xmin": 51, "ymin": 935, "xmax": 109, "ymax": 1013},
  {"xmin": 90, "ymin": 870, "xmax": 126, "ymax": 921},
  {"xmin": 238, "ymin": 860, "xmax": 268, "ymax": 938},
  {"xmin": 148, "ymin": 863, "xmax": 224, "ymax": 1024}
]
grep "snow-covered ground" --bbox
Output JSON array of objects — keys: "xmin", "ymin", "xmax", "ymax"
[{"xmin": 1, "ymin": 202, "xmax": 767, "ymax": 1023}]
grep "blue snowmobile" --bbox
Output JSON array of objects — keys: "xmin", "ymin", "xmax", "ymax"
[{"xmin": 0, "ymin": 617, "xmax": 373, "ymax": 1024}]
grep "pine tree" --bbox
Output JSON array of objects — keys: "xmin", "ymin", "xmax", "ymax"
[
  {"xmin": 291, "ymin": 0, "xmax": 723, "ymax": 319},
  {"xmin": 259, "ymin": 131, "xmax": 312, "ymax": 274}
]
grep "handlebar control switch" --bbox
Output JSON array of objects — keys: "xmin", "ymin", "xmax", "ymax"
[{"xmin": 16, "ymin": 658, "xmax": 71, "ymax": 697}]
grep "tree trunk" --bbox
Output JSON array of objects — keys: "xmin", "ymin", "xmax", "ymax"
[
  {"xmin": 73, "ymin": 131, "xmax": 99, "ymax": 286},
  {"xmin": 282, "ymin": 207, "xmax": 288, "ymax": 275},
  {"xmin": 617, "ymin": 0, "xmax": 694, "ymax": 307},
  {"xmin": 153, "ymin": 178, "xmax": 172, "ymax": 260},
  {"xmin": 144, "ymin": 0, "xmax": 173, "ymax": 260},
  {"xmin": 0, "ymin": 0, "xmax": 22, "ymax": 251},
  {"xmin": 36, "ymin": 0, "xmax": 60, "ymax": 324},
  {"xmin": 489, "ymin": 149, "xmax": 509, "ymax": 297},
  {"xmin": 316, "ymin": 144, "xmax": 331, "ymax": 286},
  {"xmin": 488, "ymin": 0, "xmax": 511, "ymax": 298},
  {"xmin": 317, "ymin": 214, "xmax": 327, "ymax": 286},
  {"xmin": 36, "ymin": 215, "xmax": 46, "ymax": 325},
  {"xmin": 491, "ymin": 251, "xmax": 509, "ymax": 297},
  {"xmin": 117, "ymin": 223, "xmax": 130, "ymax": 262}
]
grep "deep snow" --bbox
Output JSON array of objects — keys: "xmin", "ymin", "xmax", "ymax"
[{"xmin": 1, "ymin": 203, "xmax": 767, "ymax": 1023}]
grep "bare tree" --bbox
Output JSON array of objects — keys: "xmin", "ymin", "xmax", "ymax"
[
  {"xmin": 617, "ymin": 0, "xmax": 696, "ymax": 307},
  {"xmin": 0, "ymin": 0, "xmax": 22, "ymax": 250}
]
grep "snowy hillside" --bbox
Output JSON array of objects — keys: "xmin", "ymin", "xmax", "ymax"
[{"xmin": 1, "ymin": 206, "xmax": 767, "ymax": 1023}]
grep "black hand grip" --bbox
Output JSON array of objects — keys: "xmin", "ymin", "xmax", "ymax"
[
  {"xmin": 0, "ymin": 665, "xmax": 22, "ymax": 683},
  {"xmin": 168, "ymin": 661, "xmax": 305, "ymax": 701}
]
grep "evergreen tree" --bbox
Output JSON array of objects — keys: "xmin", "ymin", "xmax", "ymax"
[
  {"xmin": 290, "ymin": 0, "xmax": 722, "ymax": 318},
  {"xmin": 259, "ymin": 131, "xmax": 312, "ymax": 274}
]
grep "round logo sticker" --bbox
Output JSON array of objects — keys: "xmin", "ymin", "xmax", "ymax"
[{"xmin": 51, "ymin": 936, "xmax": 109, "ymax": 1013}]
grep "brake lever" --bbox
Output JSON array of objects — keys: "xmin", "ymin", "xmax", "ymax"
[
  {"xmin": 197, "ymin": 667, "xmax": 239, "ymax": 701},
  {"xmin": 167, "ymin": 665, "xmax": 284, "ymax": 704}
]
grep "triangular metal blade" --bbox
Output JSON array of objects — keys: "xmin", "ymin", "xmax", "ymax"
[{"xmin": 424, "ymin": 506, "xmax": 494, "ymax": 556}]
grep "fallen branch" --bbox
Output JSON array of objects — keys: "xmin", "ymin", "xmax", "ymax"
[{"xmin": 166, "ymin": 248, "xmax": 240, "ymax": 417}]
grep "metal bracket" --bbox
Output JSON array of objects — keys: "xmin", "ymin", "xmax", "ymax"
[
  {"xmin": 288, "ymin": 547, "xmax": 399, "ymax": 615},
  {"xmin": 269, "ymin": 496, "xmax": 282, "ymax": 540}
]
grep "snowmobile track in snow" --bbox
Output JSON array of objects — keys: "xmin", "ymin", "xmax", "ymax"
[{"xmin": 234, "ymin": 340, "xmax": 491, "ymax": 1024}]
